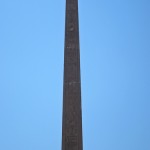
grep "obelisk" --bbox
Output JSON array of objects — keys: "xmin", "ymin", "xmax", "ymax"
[{"xmin": 62, "ymin": 0, "xmax": 83, "ymax": 150}]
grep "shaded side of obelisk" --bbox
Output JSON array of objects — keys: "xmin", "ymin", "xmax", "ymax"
[{"xmin": 62, "ymin": 0, "xmax": 83, "ymax": 150}]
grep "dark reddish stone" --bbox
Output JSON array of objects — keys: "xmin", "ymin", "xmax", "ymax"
[{"xmin": 62, "ymin": 0, "xmax": 83, "ymax": 150}]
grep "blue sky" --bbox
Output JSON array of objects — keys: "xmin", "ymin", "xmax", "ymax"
[{"xmin": 0, "ymin": 0, "xmax": 150, "ymax": 150}]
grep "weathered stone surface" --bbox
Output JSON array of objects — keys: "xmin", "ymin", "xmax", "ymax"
[{"xmin": 62, "ymin": 0, "xmax": 83, "ymax": 150}]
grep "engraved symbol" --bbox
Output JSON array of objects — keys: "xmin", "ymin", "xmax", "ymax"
[
  {"xmin": 66, "ymin": 43, "xmax": 76, "ymax": 50},
  {"xmin": 69, "ymin": 23, "xmax": 74, "ymax": 31},
  {"xmin": 66, "ymin": 136, "xmax": 78, "ymax": 150}
]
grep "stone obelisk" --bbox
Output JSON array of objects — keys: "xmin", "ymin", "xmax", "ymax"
[{"xmin": 62, "ymin": 0, "xmax": 83, "ymax": 150}]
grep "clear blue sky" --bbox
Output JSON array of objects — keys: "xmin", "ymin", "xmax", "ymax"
[{"xmin": 0, "ymin": 0, "xmax": 150, "ymax": 150}]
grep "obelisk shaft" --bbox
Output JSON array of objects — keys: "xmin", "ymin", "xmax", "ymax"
[{"xmin": 62, "ymin": 0, "xmax": 83, "ymax": 150}]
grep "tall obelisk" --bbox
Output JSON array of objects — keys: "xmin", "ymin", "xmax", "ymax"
[{"xmin": 62, "ymin": 0, "xmax": 83, "ymax": 149}]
